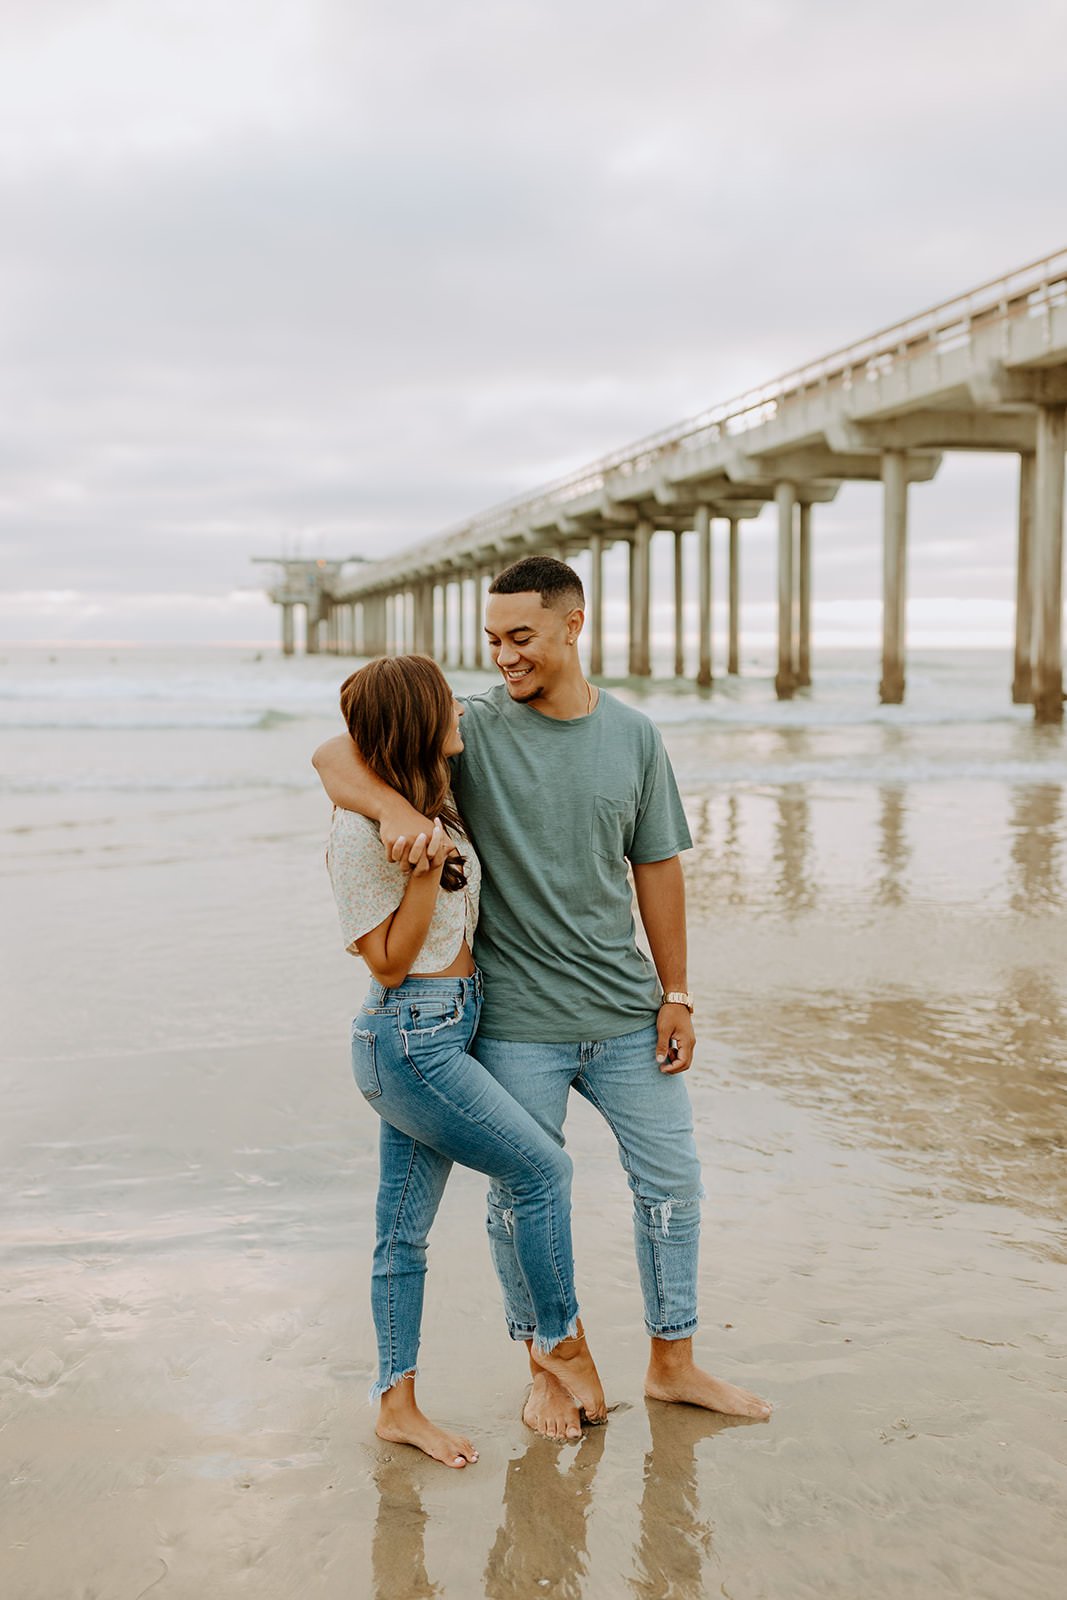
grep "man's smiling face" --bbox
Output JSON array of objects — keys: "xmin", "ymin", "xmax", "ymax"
[{"xmin": 484, "ymin": 590, "xmax": 576, "ymax": 703}]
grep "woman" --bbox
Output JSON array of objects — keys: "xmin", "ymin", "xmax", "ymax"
[{"xmin": 327, "ymin": 654, "xmax": 605, "ymax": 1468}]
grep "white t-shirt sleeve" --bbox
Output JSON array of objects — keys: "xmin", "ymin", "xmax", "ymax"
[{"xmin": 326, "ymin": 808, "xmax": 407, "ymax": 953}]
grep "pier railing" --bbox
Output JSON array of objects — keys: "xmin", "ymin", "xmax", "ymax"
[{"xmin": 406, "ymin": 245, "xmax": 1067, "ymax": 558}]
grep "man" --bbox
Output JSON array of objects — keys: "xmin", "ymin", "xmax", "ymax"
[{"xmin": 314, "ymin": 556, "xmax": 770, "ymax": 1438}]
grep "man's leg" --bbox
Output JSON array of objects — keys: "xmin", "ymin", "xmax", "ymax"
[
  {"xmin": 575, "ymin": 1024, "xmax": 771, "ymax": 1420},
  {"xmin": 470, "ymin": 1035, "xmax": 586, "ymax": 1438}
]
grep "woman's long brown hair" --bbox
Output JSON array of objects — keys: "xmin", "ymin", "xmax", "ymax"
[{"xmin": 339, "ymin": 655, "xmax": 467, "ymax": 892}]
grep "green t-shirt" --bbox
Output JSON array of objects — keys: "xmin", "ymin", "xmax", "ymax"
[{"xmin": 451, "ymin": 685, "xmax": 692, "ymax": 1042}]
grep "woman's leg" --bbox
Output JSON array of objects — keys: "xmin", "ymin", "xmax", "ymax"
[
  {"xmin": 373, "ymin": 1016, "xmax": 604, "ymax": 1417},
  {"xmin": 369, "ymin": 1120, "xmax": 478, "ymax": 1468},
  {"xmin": 370, "ymin": 1118, "xmax": 451, "ymax": 1399}
]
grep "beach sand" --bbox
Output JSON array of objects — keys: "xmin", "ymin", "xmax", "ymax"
[{"xmin": 2, "ymin": 651, "xmax": 1067, "ymax": 1599}]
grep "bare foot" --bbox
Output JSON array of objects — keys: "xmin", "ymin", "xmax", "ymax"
[
  {"xmin": 522, "ymin": 1368, "xmax": 583, "ymax": 1441},
  {"xmin": 532, "ymin": 1322, "xmax": 608, "ymax": 1423},
  {"xmin": 645, "ymin": 1349, "xmax": 771, "ymax": 1421},
  {"xmin": 376, "ymin": 1382, "xmax": 478, "ymax": 1469}
]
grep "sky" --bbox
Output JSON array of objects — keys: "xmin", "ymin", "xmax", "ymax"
[{"xmin": 1, "ymin": 0, "xmax": 1065, "ymax": 648}]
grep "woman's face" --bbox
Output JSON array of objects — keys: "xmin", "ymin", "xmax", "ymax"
[{"xmin": 442, "ymin": 694, "xmax": 465, "ymax": 757}]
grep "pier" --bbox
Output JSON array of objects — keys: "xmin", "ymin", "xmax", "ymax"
[{"xmin": 256, "ymin": 248, "xmax": 1067, "ymax": 723}]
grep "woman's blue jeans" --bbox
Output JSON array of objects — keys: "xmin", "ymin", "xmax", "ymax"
[{"xmin": 351, "ymin": 970, "xmax": 579, "ymax": 1400}]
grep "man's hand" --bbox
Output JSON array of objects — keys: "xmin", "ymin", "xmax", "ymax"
[
  {"xmin": 655, "ymin": 1003, "xmax": 695, "ymax": 1074},
  {"xmin": 395, "ymin": 818, "xmax": 454, "ymax": 877},
  {"xmin": 381, "ymin": 799, "xmax": 436, "ymax": 864}
]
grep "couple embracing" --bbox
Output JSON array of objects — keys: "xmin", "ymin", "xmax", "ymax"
[{"xmin": 316, "ymin": 556, "xmax": 770, "ymax": 1468}]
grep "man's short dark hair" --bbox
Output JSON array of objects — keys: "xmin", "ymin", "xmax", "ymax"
[{"xmin": 488, "ymin": 555, "xmax": 584, "ymax": 611}]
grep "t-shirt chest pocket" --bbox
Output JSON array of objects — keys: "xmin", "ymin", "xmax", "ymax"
[{"xmin": 591, "ymin": 795, "xmax": 633, "ymax": 862}]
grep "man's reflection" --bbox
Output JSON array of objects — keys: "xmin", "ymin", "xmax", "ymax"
[
  {"xmin": 630, "ymin": 1400, "xmax": 761, "ymax": 1599},
  {"xmin": 483, "ymin": 1426, "xmax": 607, "ymax": 1600}
]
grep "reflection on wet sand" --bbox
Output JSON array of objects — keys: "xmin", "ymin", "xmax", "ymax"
[
  {"xmin": 720, "ymin": 962, "xmax": 1067, "ymax": 1248},
  {"xmin": 875, "ymin": 786, "xmax": 909, "ymax": 906},
  {"xmin": 483, "ymin": 1425, "xmax": 606, "ymax": 1600},
  {"xmin": 1009, "ymin": 785, "xmax": 1063, "ymax": 912},
  {"xmin": 689, "ymin": 778, "xmax": 1067, "ymax": 921},
  {"xmin": 630, "ymin": 1403, "xmax": 756, "ymax": 1600},
  {"xmin": 773, "ymin": 789, "xmax": 816, "ymax": 915},
  {"xmin": 371, "ymin": 1457, "xmax": 441, "ymax": 1600}
]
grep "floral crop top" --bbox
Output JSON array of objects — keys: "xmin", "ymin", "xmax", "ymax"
[{"xmin": 326, "ymin": 807, "xmax": 480, "ymax": 972}]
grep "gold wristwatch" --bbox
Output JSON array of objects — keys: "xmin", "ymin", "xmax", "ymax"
[{"xmin": 662, "ymin": 991, "xmax": 694, "ymax": 1012}]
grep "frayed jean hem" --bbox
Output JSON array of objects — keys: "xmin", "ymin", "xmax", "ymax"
[
  {"xmin": 505, "ymin": 1313, "xmax": 581, "ymax": 1353},
  {"xmin": 530, "ymin": 1311, "xmax": 580, "ymax": 1357},
  {"xmin": 369, "ymin": 1366, "xmax": 417, "ymax": 1403}
]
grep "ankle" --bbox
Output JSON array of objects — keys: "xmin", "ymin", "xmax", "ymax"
[
  {"xmin": 648, "ymin": 1337, "xmax": 694, "ymax": 1373},
  {"xmin": 378, "ymin": 1380, "xmax": 419, "ymax": 1418}
]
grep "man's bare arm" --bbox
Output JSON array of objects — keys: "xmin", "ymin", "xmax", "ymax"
[
  {"xmin": 311, "ymin": 735, "xmax": 433, "ymax": 851},
  {"xmin": 632, "ymin": 855, "xmax": 696, "ymax": 1075}
]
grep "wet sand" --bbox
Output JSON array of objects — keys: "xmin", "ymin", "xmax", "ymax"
[{"xmin": 3, "ymin": 712, "xmax": 1067, "ymax": 1597}]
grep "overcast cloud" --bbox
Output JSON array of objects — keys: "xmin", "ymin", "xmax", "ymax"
[{"xmin": 1, "ymin": 0, "xmax": 1064, "ymax": 644}]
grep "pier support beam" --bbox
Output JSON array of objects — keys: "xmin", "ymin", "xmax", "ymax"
[
  {"xmin": 305, "ymin": 604, "xmax": 320, "ymax": 655},
  {"xmin": 630, "ymin": 521, "xmax": 652, "ymax": 677},
  {"xmin": 457, "ymin": 578, "xmax": 467, "ymax": 668},
  {"xmin": 1013, "ymin": 452, "xmax": 1035, "ymax": 704},
  {"xmin": 281, "ymin": 603, "xmax": 295, "ymax": 657},
  {"xmin": 775, "ymin": 483, "xmax": 796, "ymax": 699},
  {"xmin": 696, "ymin": 506, "xmax": 712, "ymax": 687},
  {"xmin": 1033, "ymin": 405, "xmax": 1066, "ymax": 724},
  {"xmin": 797, "ymin": 501, "xmax": 812, "ymax": 687},
  {"xmin": 377, "ymin": 596, "xmax": 389, "ymax": 656},
  {"xmin": 473, "ymin": 573, "xmax": 486, "ymax": 667},
  {"xmin": 589, "ymin": 534, "xmax": 604, "ymax": 677},
  {"xmin": 728, "ymin": 516, "xmax": 740, "ymax": 675},
  {"xmin": 414, "ymin": 583, "xmax": 435, "ymax": 657},
  {"xmin": 673, "ymin": 531, "xmax": 685, "ymax": 677},
  {"xmin": 879, "ymin": 449, "xmax": 909, "ymax": 705}
]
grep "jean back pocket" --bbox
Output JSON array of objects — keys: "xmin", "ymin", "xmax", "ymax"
[{"xmin": 351, "ymin": 1026, "xmax": 382, "ymax": 1100}]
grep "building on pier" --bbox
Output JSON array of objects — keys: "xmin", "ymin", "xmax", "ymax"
[
  {"xmin": 255, "ymin": 248, "xmax": 1067, "ymax": 724},
  {"xmin": 251, "ymin": 556, "xmax": 367, "ymax": 656}
]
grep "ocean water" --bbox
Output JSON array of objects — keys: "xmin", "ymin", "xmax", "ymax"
[
  {"xmin": 3, "ymin": 639, "xmax": 1064, "ymax": 1060},
  {"xmin": 3, "ymin": 641, "xmax": 1066, "ymax": 783}
]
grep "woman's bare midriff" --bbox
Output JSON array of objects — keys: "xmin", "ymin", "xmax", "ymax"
[{"xmin": 410, "ymin": 940, "xmax": 475, "ymax": 980}]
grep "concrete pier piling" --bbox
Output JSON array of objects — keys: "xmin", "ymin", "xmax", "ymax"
[
  {"xmin": 775, "ymin": 482, "xmax": 797, "ymax": 700},
  {"xmin": 727, "ymin": 516, "xmax": 740, "ymax": 676},
  {"xmin": 256, "ymin": 249, "xmax": 1067, "ymax": 722},
  {"xmin": 589, "ymin": 533, "xmax": 604, "ymax": 677},
  {"xmin": 797, "ymin": 502, "xmax": 812, "ymax": 689},
  {"xmin": 673, "ymin": 531, "xmax": 685, "ymax": 679},
  {"xmin": 1013, "ymin": 453, "xmax": 1035, "ymax": 704},
  {"xmin": 879, "ymin": 450, "xmax": 909, "ymax": 707},
  {"xmin": 631, "ymin": 521, "xmax": 652, "ymax": 678},
  {"xmin": 695, "ymin": 506, "xmax": 712, "ymax": 689},
  {"xmin": 1033, "ymin": 405, "xmax": 1066, "ymax": 724}
]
